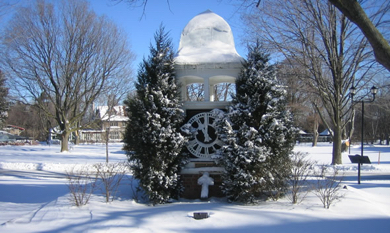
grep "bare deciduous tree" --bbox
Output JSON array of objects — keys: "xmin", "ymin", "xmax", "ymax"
[
  {"xmin": 186, "ymin": 83, "xmax": 204, "ymax": 101},
  {"xmin": 214, "ymin": 83, "xmax": 235, "ymax": 101},
  {"xmin": 1, "ymin": 0, "xmax": 134, "ymax": 152},
  {"xmin": 0, "ymin": 71, "xmax": 8, "ymax": 128},
  {"xmin": 6, "ymin": 101, "xmax": 52, "ymax": 141},
  {"xmin": 186, "ymin": 83, "xmax": 234, "ymax": 102},
  {"xmin": 242, "ymin": 0, "xmax": 384, "ymax": 164},
  {"xmin": 278, "ymin": 60, "xmax": 325, "ymax": 146}
]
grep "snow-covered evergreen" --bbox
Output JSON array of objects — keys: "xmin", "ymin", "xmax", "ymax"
[
  {"xmin": 123, "ymin": 26, "xmax": 187, "ymax": 205},
  {"xmin": 217, "ymin": 42, "xmax": 297, "ymax": 203}
]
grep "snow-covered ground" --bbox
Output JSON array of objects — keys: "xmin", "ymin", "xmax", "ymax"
[{"xmin": 0, "ymin": 142, "xmax": 389, "ymax": 232}]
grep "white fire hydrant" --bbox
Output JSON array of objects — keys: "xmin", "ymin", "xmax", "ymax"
[{"xmin": 197, "ymin": 172, "xmax": 214, "ymax": 199}]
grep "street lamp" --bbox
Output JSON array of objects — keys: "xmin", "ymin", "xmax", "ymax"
[{"xmin": 349, "ymin": 85, "xmax": 377, "ymax": 184}]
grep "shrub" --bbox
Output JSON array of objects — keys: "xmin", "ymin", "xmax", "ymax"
[
  {"xmin": 66, "ymin": 166, "xmax": 98, "ymax": 206},
  {"xmin": 94, "ymin": 162, "xmax": 127, "ymax": 203},
  {"xmin": 312, "ymin": 165, "xmax": 345, "ymax": 209},
  {"xmin": 287, "ymin": 151, "xmax": 315, "ymax": 204}
]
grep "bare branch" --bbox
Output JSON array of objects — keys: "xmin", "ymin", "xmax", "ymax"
[{"xmin": 329, "ymin": 0, "xmax": 390, "ymax": 72}]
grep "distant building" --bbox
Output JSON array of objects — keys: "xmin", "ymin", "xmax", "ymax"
[
  {"xmin": 3, "ymin": 125, "xmax": 25, "ymax": 136},
  {"xmin": 0, "ymin": 130, "xmax": 16, "ymax": 143},
  {"xmin": 79, "ymin": 106, "xmax": 128, "ymax": 143},
  {"xmin": 0, "ymin": 129, "xmax": 29, "ymax": 144}
]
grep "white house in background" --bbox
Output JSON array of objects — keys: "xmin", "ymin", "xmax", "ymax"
[{"xmin": 79, "ymin": 106, "xmax": 128, "ymax": 143}]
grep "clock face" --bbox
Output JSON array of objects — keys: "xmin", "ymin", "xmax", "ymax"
[{"xmin": 186, "ymin": 112, "xmax": 223, "ymax": 158}]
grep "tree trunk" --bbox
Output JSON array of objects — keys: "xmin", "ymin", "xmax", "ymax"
[
  {"xmin": 312, "ymin": 130, "xmax": 318, "ymax": 147},
  {"xmin": 75, "ymin": 135, "xmax": 79, "ymax": 145},
  {"xmin": 332, "ymin": 127, "xmax": 342, "ymax": 165},
  {"xmin": 61, "ymin": 131, "xmax": 70, "ymax": 152},
  {"xmin": 349, "ymin": 109, "xmax": 355, "ymax": 147},
  {"xmin": 105, "ymin": 129, "xmax": 109, "ymax": 163},
  {"xmin": 2, "ymin": 1, "xmax": 134, "ymax": 153},
  {"xmin": 312, "ymin": 118, "xmax": 319, "ymax": 147},
  {"xmin": 74, "ymin": 122, "xmax": 80, "ymax": 145},
  {"xmin": 74, "ymin": 130, "xmax": 80, "ymax": 145}
]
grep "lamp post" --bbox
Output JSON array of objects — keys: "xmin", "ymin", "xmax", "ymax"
[{"xmin": 349, "ymin": 85, "xmax": 378, "ymax": 184}]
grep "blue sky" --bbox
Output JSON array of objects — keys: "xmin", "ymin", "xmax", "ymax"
[{"xmin": 89, "ymin": 0, "xmax": 247, "ymax": 70}]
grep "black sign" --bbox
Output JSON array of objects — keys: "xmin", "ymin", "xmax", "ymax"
[{"xmin": 349, "ymin": 154, "xmax": 371, "ymax": 164}]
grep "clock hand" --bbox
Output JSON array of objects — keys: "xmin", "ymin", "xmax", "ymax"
[
  {"xmin": 196, "ymin": 118, "xmax": 211, "ymax": 142},
  {"xmin": 202, "ymin": 115, "xmax": 211, "ymax": 142},
  {"xmin": 201, "ymin": 127, "xmax": 211, "ymax": 142}
]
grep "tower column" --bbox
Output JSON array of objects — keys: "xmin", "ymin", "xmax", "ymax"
[
  {"xmin": 179, "ymin": 79, "xmax": 187, "ymax": 101},
  {"xmin": 209, "ymin": 82, "xmax": 215, "ymax": 101},
  {"xmin": 204, "ymin": 77, "xmax": 210, "ymax": 101}
]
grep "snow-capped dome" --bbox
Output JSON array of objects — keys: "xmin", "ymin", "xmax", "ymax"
[{"xmin": 175, "ymin": 10, "xmax": 243, "ymax": 64}]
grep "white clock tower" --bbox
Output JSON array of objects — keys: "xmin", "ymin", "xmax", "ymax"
[{"xmin": 175, "ymin": 10, "xmax": 243, "ymax": 199}]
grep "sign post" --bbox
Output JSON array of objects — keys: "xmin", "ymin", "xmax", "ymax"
[{"xmin": 348, "ymin": 154, "xmax": 371, "ymax": 184}]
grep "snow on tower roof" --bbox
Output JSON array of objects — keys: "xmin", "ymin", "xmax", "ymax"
[{"xmin": 175, "ymin": 10, "xmax": 243, "ymax": 64}]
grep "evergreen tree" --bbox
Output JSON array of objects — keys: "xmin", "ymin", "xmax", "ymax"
[
  {"xmin": 123, "ymin": 26, "xmax": 187, "ymax": 205},
  {"xmin": 217, "ymin": 42, "xmax": 297, "ymax": 203},
  {"xmin": 0, "ymin": 71, "xmax": 8, "ymax": 128}
]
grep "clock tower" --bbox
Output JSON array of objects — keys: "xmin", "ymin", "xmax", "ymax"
[{"xmin": 174, "ymin": 10, "xmax": 243, "ymax": 199}]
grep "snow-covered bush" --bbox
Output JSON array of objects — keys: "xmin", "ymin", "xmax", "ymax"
[
  {"xmin": 123, "ymin": 26, "xmax": 187, "ymax": 205},
  {"xmin": 217, "ymin": 42, "xmax": 297, "ymax": 203}
]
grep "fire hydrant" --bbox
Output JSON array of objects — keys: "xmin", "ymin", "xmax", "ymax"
[{"xmin": 197, "ymin": 172, "xmax": 214, "ymax": 199}]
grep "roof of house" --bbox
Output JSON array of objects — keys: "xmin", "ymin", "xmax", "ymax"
[
  {"xmin": 4, "ymin": 125, "xmax": 25, "ymax": 131},
  {"xmin": 96, "ymin": 106, "xmax": 128, "ymax": 121}
]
